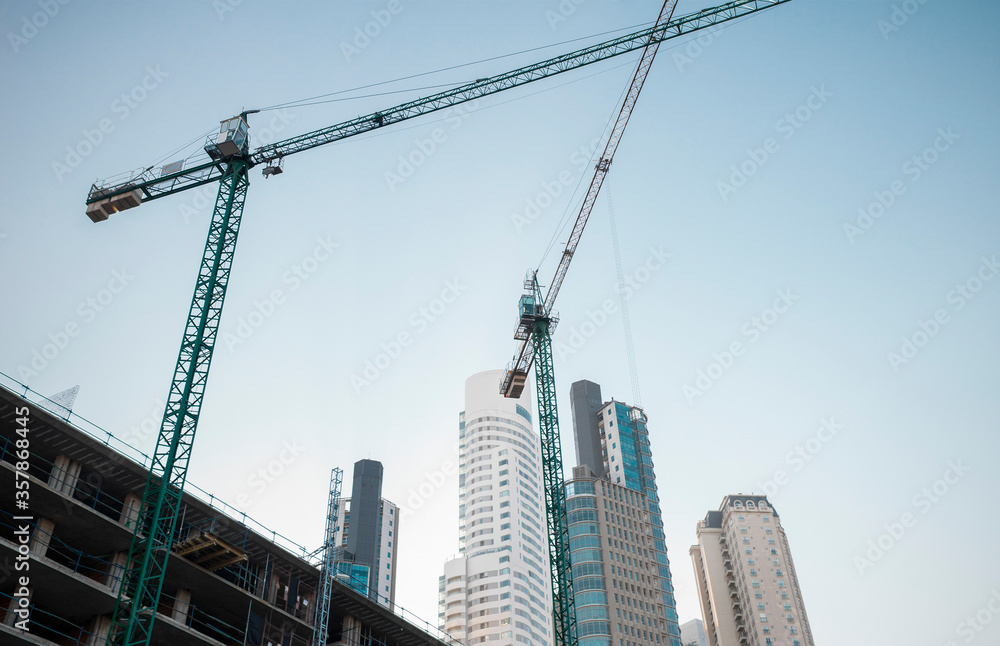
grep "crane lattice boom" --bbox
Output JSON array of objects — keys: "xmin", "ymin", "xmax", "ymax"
[
  {"xmin": 499, "ymin": 0, "xmax": 792, "ymax": 398},
  {"xmin": 85, "ymin": 0, "xmax": 793, "ymax": 215}
]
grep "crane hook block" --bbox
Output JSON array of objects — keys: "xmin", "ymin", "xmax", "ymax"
[{"xmin": 262, "ymin": 157, "xmax": 284, "ymax": 178}]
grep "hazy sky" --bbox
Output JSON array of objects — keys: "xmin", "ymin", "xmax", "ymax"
[{"xmin": 2, "ymin": 1, "xmax": 998, "ymax": 644}]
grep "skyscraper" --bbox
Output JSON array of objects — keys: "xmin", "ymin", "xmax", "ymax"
[
  {"xmin": 564, "ymin": 465, "xmax": 674, "ymax": 646},
  {"xmin": 569, "ymin": 379, "xmax": 604, "ymax": 477},
  {"xmin": 334, "ymin": 459, "xmax": 399, "ymax": 608},
  {"xmin": 679, "ymin": 618, "xmax": 708, "ymax": 646},
  {"xmin": 569, "ymin": 379, "xmax": 682, "ymax": 646},
  {"xmin": 440, "ymin": 370, "xmax": 552, "ymax": 646},
  {"xmin": 689, "ymin": 495, "xmax": 814, "ymax": 646}
]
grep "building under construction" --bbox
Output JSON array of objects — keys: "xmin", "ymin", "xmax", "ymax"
[{"xmin": 0, "ymin": 377, "xmax": 453, "ymax": 646}]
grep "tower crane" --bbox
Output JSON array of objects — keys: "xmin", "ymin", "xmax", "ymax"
[
  {"xmin": 498, "ymin": 1, "xmax": 794, "ymax": 645},
  {"xmin": 500, "ymin": 0, "xmax": 678, "ymax": 642},
  {"xmin": 84, "ymin": 1, "xmax": 795, "ymax": 644}
]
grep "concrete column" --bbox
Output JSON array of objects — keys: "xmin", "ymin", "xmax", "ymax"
[
  {"xmin": 171, "ymin": 589, "xmax": 192, "ymax": 624},
  {"xmin": 85, "ymin": 615, "xmax": 112, "ymax": 646},
  {"xmin": 30, "ymin": 518, "xmax": 55, "ymax": 557},
  {"xmin": 341, "ymin": 615, "xmax": 362, "ymax": 646},
  {"xmin": 2, "ymin": 586, "xmax": 30, "ymax": 628},
  {"xmin": 303, "ymin": 590, "xmax": 316, "ymax": 623},
  {"xmin": 48, "ymin": 454, "xmax": 82, "ymax": 495},
  {"xmin": 267, "ymin": 572, "xmax": 280, "ymax": 604},
  {"xmin": 106, "ymin": 551, "xmax": 128, "ymax": 594},
  {"xmin": 119, "ymin": 494, "xmax": 141, "ymax": 530}
]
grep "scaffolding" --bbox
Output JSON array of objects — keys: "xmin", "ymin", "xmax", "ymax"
[{"xmin": 314, "ymin": 467, "xmax": 343, "ymax": 646}]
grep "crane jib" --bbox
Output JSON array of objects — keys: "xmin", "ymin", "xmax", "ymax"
[{"xmin": 85, "ymin": 0, "xmax": 792, "ymax": 214}]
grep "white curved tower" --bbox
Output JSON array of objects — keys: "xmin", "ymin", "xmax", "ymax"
[{"xmin": 440, "ymin": 370, "xmax": 552, "ymax": 646}]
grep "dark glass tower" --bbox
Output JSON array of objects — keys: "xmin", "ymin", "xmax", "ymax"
[{"xmin": 346, "ymin": 459, "xmax": 384, "ymax": 600}]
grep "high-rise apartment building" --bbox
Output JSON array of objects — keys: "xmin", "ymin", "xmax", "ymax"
[
  {"xmin": 689, "ymin": 495, "xmax": 814, "ymax": 646},
  {"xmin": 334, "ymin": 459, "xmax": 399, "ymax": 608},
  {"xmin": 564, "ymin": 465, "xmax": 675, "ymax": 646},
  {"xmin": 570, "ymin": 379, "xmax": 682, "ymax": 646},
  {"xmin": 440, "ymin": 370, "xmax": 552, "ymax": 646}
]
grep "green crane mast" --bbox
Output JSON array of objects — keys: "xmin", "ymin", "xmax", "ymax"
[{"xmin": 83, "ymin": 2, "xmax": 794, "ymax": 644}]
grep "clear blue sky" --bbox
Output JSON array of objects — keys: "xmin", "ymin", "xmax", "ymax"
[{"xmin": 1, "ymin": 1, "xmax": 998, "ymax": 644}]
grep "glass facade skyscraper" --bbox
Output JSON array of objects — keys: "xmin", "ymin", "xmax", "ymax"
[{"xmin": 570, "ymin": 380, "xmax": 682, "ymax": 646}]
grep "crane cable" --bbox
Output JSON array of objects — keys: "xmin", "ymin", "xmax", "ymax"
[
  {"xmin": 536, "ymin": 72, "xmax": 632, "ymax": 269},
  {"xmin": 256, "ymin": 20, "xmax": 658, "ymax": 113},
  {"xmin": 607, "ymin": 184, "xmax": 642, "ymax": 407}
]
